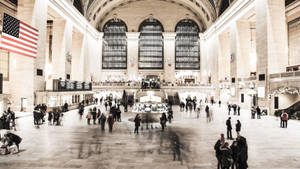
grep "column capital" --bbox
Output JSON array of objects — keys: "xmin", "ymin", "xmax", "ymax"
[
  {"xmin": 163, "ymin": 32, "xmax": 176, "ymax": 40},
  {"xmin": 126, "ymin": 32, "xmax": 140, "ymax": 40}
]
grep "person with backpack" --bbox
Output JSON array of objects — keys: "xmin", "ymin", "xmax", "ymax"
[
  {"xmin": 134, "ymin": 114, "xmax": 141, "ymax": 134},
  {"xmin": 214, "ymin": 134, "xmax": 225, "ymax": 169},
  {"xmin": 281, "ymin": 111, "xmax": 289, "ymax": 128}
]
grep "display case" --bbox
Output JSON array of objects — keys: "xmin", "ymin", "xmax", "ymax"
[
  {"xmin": 102, "ymin": 19, "xmax": 127, "ymax": 69},
  {"xmin": 139, "ymin": 18, "xmax": 164, "ymax": 69},
  {"xmin": 175, "ymin": 19, "xmax": 200, "ymax": 70}
]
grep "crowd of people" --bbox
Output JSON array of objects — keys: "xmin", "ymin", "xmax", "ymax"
[{"xmin": 214, "ymin": 134, "xmax": 248, "ymax": 169}]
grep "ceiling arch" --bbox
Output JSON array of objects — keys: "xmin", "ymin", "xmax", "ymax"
[{"xmin": 86, "ymin": 0, "xmax": 218, "ymax": 32}]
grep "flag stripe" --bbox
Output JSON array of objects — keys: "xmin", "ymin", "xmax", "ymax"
[
  {"xmin": 2, "ymin": 33, "xmax": 37, "ymax": 48},
  {"xmin": 2, "ymin": 35, "xmax": 37, "ymax": 50},
  {"xmin": 19, "ymin": 36, "xmax": 38, "ymax": 46},
  {"xmin": 1, "ymin": 41, "xmax": 36, "ymax": 54},
  {"xmin": 20, "ymin": 21, "xmax": 38, "ymax": 32},
  {"xmin": 19, "ymin": 32, "xmax": 38, "ymax": 41},
  {"xmin": 20, "ymin": 25, "xmax": 39, "ymax": 37},
  {"xmin": 0, "ymin": 45, "xmax": 36, "ymax": 58}
]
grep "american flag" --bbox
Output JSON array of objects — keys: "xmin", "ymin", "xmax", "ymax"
[{"xmin": 0, "ymin": 13, "xmax": 39, "ymax": 58}]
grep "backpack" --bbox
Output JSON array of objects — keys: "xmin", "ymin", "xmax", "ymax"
[{"xmin": 282, "ymin": 113, "xmax": 288, "ymax": 120}]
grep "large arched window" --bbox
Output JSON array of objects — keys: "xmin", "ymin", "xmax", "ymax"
[
  {"xmin": 139, "ymin": 18, "xmax": 164, "ymax": 69},
  {"xmin": 175, "ymin": 19, "xmax": 200, "ymax": 70},
  {"xmin": 102, "ymin": 19, "xmax": 127, "ymax": 69}
]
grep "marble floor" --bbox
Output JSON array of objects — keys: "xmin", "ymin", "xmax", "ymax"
[{"xmin": 0, "ymin": 104, "xmax": 300, "ymax": 169}]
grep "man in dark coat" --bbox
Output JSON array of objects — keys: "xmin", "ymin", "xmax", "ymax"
[
  {"xmin": 99, "ymin": 113, "xmax": 106, "ymax": 131},
  {"xmin": 107, "ymin": 114, "xmax": 114, "ymax": 132},
  {"xmin": 226, "ymin": 117, "xmax": 233, "ymax": 139},
  {"xmin": 236, "ymin": 120, "xmax": 241, "ymax": 136},
  {"xmin": 237, "ymin": 135, "xmax": 248, "ymax": 169},
  {"xmin": 134, "ymin": 114, "xmax": 141, "ymax": 134}
]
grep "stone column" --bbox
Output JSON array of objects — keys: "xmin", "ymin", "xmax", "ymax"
[
  {"xmin": 9, "ymin": 0, "xmax": 48, "ymax": 111},
  {"xmin": 126, "ymin": 32, "xmax": 140, "ymax": 81},
  {"xmin": 51, "ymin": 19, "xmax": 72, "ymax": 83},
  {"xmin": 163, "ymin": 32, "xmax": 176, "ymax": 82},
  {"xmin": 87, "ymin": 33, "xmax": 103, "ymax": 82},
  {"xmin": 235, "ymin": 20, "xmax": 253, "ymax": 79},
  {"xmin": 255, "ymin": 0, "xmax": 288, "ymax": 106},
  {"xmin": 71, "ymin": 31, "xmax": 84, "ymax": 81}
]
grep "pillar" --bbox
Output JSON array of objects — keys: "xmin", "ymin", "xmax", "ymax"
[
  {"xmin": 71, "ymin": 32, "xmax": 84, "ymax": 81},
  {"xmin": 126, "ymin": 32, "xmax": 140, "ymax": 80},
  {"xmin": 255, "ymin": 0, "xmax": 288, "ymax": 106},
  {"xmin": 9, "ymin": 0, "xmax": 48, "ymax": 111},
  {"xmin": 163, "ymin": 32, "xmax": 176, "ymax": 82},
  {"xmin": 51, "ymin": 19, "xmax": 72, "ymax": 83}
]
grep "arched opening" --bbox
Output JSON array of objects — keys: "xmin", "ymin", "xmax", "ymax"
[
  {"xmin": 175, "ymin": 19, "xmax": 200, "ymax": 70},
  {"xmin": 102, "ymin": 18, "xmax": 128, "ymax": 69},
  {"xmin": 138, "ymin": 18, "xmax": 164, "ymax": 69},
  {"xmin": 73, "ymin": 0, "xmax": 84, "ymax": 15}
]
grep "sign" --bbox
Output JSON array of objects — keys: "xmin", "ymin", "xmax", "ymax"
[{"xmin": 54, "ymin": 79, "xmax": 92, "ymax": 91}]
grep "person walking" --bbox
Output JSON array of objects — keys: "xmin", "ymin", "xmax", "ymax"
[
  {"xmin": 134, "ymin": 114, "xmax": 141, "ymax": 134},
  {"xmin": 214, "ymin": 133, "xmax": 225, "ymax": 169},
  {"xmin": 281, "ymin": 111, "xmax": 289, "ymax": 128},
  {"xmin": 160, "ymin": 113, "xmax": 167, "ymax": 131},
  {"xmin": 99, "ymin": 113, "xmax": 106, "ymax": 131},
  {"xmin": 237, "ymin": 106, "xmax": 241, "ymax": 116},
  {"xmin": 104, "ymin": 102, "xmax": 108, "ymax": 111},
  {"xmin": 196, "ymin": 107, "xmax": 201, "ymax": 119},
  {"xmin": 97, "ymin": 109, "xmax": 101, "ymax": 124},
  {"xmin": 107, "ymin": 114, "xmax": 114, "ymax": 132},
  {"xmin": 205, "ymin": 105, "xmax": 210, "ymax": 122},
  {"xmin": 219, "ymin": 100, "xmax": 221, "ymax": 107},
  {"xmin": 256, "ymin": 106, "xmax": 261, "ymax": 119},
  {"xmin": 92, "ymin": 107, "xmax": 97, "ymax": 125},
  {"xmin": 48, "ymin": 111, "xmax": 53, "ymax": 125},
  {"xmin": 228, "ymin": 104, "xmax": 231, "ymax": 115},
  {"xmin": 236, "ymin": 120, "xmax": 241, "ymax": 136},
  {"xmin": 233, "ymin": 104, "xmax": 237, "ymax": 115},
  {"xmin": 226, "ymin": 117, "xmax": 233, "ymax": 140},
  {"xmin": 168, "ymin": 109, "xmax": 173, "ymax": 123},
  {"xmin": 86, "ymin": 109, "xmax": 92, "ymax": 125},
  {"xmin": 251, "ymin": 106, "xmax": 256, "ymax": 119}
]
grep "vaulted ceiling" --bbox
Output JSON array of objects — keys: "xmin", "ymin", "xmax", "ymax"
[{"xmin": 82, "ymin": 0, "xmax": 225, "ymax": 31}]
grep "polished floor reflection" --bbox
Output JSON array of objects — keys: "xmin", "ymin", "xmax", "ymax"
[{"xmin": 0, "ymin": 104, "xmax": 300, "ymax": 169}]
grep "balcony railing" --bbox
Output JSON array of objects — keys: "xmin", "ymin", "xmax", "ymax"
[{"xmin": 270, "ymin": 71, "xmax": 300, "ymax": 79}]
